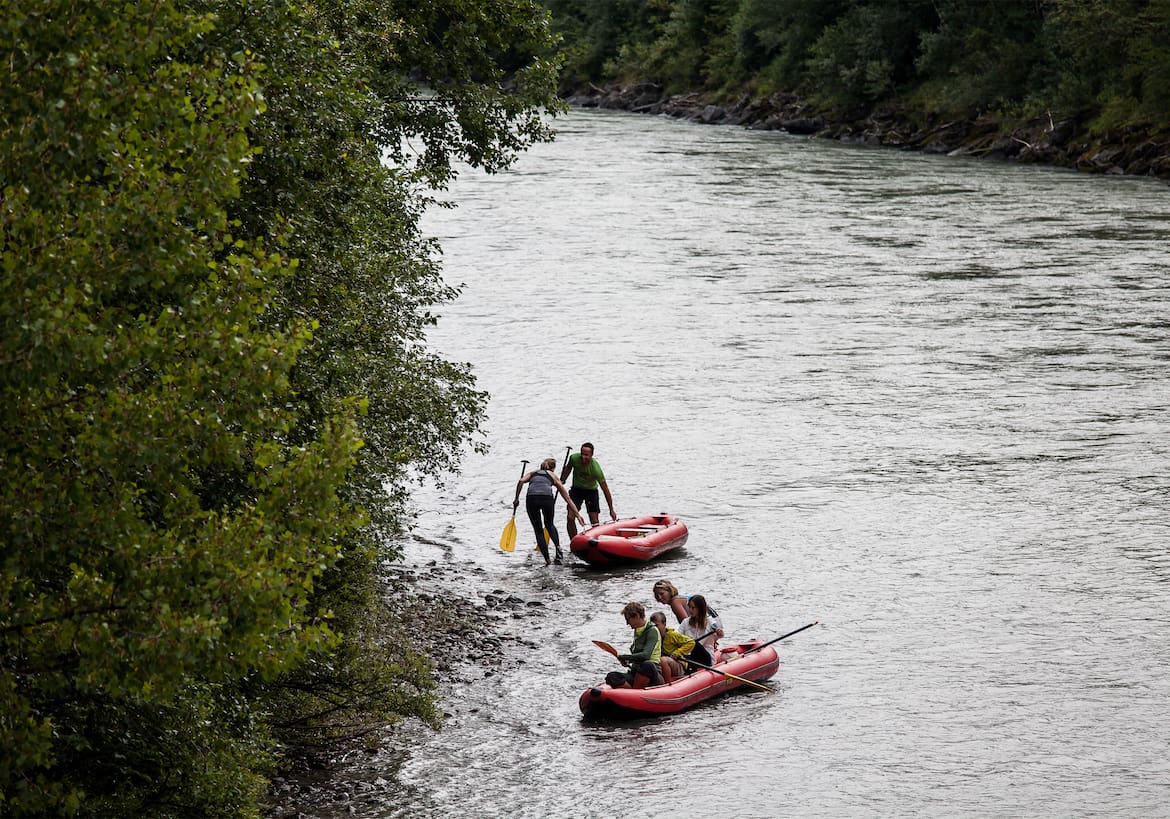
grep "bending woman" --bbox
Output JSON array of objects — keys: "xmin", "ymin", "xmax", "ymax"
[
  {"xmin": 653, "ymin": 579, "xmax": 720, "ymax": 625},
  {"xmin": 514, "ymin": 458, "xmax": 584, "ymax": 565},
  {"xmin": 652, "ymin": 579, "xmax": 690, "ymax": 622}
]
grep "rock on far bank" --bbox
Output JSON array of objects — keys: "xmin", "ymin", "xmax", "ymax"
[{"xmin": 564, "ymin": 83, "xmax": 1170, "ymax": 182}]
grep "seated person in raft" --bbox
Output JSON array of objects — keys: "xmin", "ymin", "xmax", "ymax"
[
  {"xmin": 650, "ymin": 611, "xmax": 696, "ymax": 684},
  {"xmin": 678, "ymin": 594, "xmax": 722, "ymax": 666},
  {"xmin": 604, "ymin": 602, "xmax": 663, "ymax": 689}
]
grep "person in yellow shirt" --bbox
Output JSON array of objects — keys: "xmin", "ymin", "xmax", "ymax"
[{"xmin": 650, "ymin": 611, "xmax": 696, "ymax": 683}]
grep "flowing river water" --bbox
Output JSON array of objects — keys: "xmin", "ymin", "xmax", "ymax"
[{"xmin": 286, "ymin": 109, "xmax": 1170, "ymax": 817}]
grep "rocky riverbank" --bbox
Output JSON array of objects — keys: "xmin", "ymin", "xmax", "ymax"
[
  {"xmin": 566, "ymin": 83, "xmax": 1170, "ymax": 181},
  {"xmin": 266, "ymin": 556, "xmax": 542, "ymax": 817}
]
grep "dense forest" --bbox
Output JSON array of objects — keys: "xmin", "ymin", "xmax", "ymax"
[
  {"xmin": 545, "ymin": 0, "xmax": 1170, "ymax": 176},
  {"xmin": 0, "ymin": 1, "xmax": 560, "ymax": 816}
]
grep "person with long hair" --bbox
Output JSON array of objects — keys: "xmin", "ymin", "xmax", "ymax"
[
  {"xmin": 652, "ymin": 579, "xmax": 689, "ymax": 622},
  {"xmin": 514, "ymin": 457, "xmax": 583, "ymax": 564},
  {"xmin": 678, "ymin": 594, "xmax": 723, "ymax": 666},
  {"xmin": 653, "ymin": 579, "xmax": 721, "ymax": 625}
]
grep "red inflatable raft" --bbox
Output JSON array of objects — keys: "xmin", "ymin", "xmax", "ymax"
[
  {"xmin": 579, "ymin": 640, "xmax": 779, "ymax": 719},
  {"xmin": 569, "ymin": 513, "xmax": 688, "ymax": 566}
]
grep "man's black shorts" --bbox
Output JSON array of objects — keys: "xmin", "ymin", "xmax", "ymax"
[{"xmin": 569, "ymin": 486, "xmax": 600, "ymax": 514}]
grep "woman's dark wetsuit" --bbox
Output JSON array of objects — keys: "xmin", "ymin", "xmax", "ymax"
[{"xmin": 525, "ymin": 470, "xmax": 561, "ymax": 562}]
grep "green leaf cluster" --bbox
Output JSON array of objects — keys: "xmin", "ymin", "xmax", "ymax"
[{"xmin": 2, "ymin": 0, "xmax": 560, "ymax": 815}]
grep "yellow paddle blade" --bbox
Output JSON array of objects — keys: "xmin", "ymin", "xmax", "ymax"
[{"xmin": 499, "ymin": 518, "xmax": 516, "ymax": 552}]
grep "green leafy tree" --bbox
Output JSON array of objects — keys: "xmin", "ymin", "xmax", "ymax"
[
  {"xmin": 206, "ymin": 0, "xmax": 561, "ymax": 762},
  {"xmin": 547, "ymin": 0, "xmax": 672, "ymax": 86},
  {"xmin": 2, "ymin": 4, "xmax": 353, "ymax": 813},
  {"xmin": 1125, "ymin": 0, "xmax": 1170, "ymax": 119},
  {"xmin": 645, "ymin": 0, "xmax": 731, "ymax": 89},
  {"xmin": 1041, "ymin": 0, "xmax": 1170, "ymax": 125},
  {"xmin": 540, "ymin": 0, "xmax": 1170, "ymax": 140},
  {"xmin": 804, "ymin": 0, "xmax": 938, "ymax": 106},
  {"xmin": 914, "ymin": 0, "xmax": 1047, "ymax": 115},
  {"xmin": 730, "ymin": 0, "xmax": 851, "ymax": 89},
  {"xmin": 2, "ymin": 0, "xmax": 560, "ymax": 815}
]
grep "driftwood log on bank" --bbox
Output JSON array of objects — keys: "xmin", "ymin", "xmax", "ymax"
[{"xmin": 566, "ymin": 83, "xmax": 1170, "ymax": 181}]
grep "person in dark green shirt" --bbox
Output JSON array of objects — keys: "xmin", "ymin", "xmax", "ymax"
[
  {"xmin": 560, "ymin": 441, "xmax": 616, "ymax": 538},
  {"xmin": 605, "ymin": 602, "xmax": 662, "ymax": 689}
]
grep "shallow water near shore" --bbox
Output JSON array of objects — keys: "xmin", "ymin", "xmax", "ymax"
[{"xmin": 282, "ymin": 109, "xmax": 1170, "ymax": 817}]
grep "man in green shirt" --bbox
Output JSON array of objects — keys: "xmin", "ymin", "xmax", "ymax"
[
  {"xmin": 560, "ymin": 441, "xmax": 616, "ymax": 539},
  {"xmin": 605, "ymin": 602, "xmax": 662, "ymax": 689}
]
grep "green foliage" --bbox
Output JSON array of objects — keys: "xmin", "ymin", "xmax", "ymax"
[
  {"xmin": 3, "ymin": 3, "xmax": 324, "ymax": 812},
  {"xmin": 547, "ymin": 0, "xmax": 672, "ymax": 86},
  {"xmin": 543, "ymin": 0, "xmax": 1170, "ymax": 128},
  {"xmin": 639, "ymin": 0, "xmax": 711, "ymax": 88},
  {"xmin": 731, "ymin": 0, "xmax": 850, "ymax": 90},
  {"xmin": 1125, "ymin": 0, "xmax": 1170, "ymax": 119},
  {"xmin": 1040, "ymin": 0, "xmax": 1138, "ymax": 115},
  {"xmin": 264, "ymin": 564, "xmax": 442, "ymax": 758},
  {"xmin": 1041, "ymin": 0, "xmax": 1170, "ymax": 126},
  {"xmin": 2, "ymin": 0, "xmax": 560, "ymax": 815},
  {"xmin": 914, "ymin": 0, "xmax": 1045, "ymax": 115},
  {"xmin": 804, "ymin": 0, "xmax": 937, "ymax": 106}
]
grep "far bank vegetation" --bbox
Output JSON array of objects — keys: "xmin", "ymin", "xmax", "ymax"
[{"xmin": 545, "ymin": 0, "xmax": 1170, "ymax": 177}]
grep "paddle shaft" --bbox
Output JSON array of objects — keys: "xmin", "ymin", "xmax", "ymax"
[
  {"xmin": 561, "ymin": 446, "xmax": 572, "ymax": 507},
  {"xmin": 679, "ymin": 624, "xmax": 817, "ymax": 689},
  {"xmin": 513, "ymin": 460, "xmax": 529, "ymax": 518},
  {"xmin": 499, "ymin": 461, "xmax": 529, "ymax": 553},
  {"xmin": 596, "ymin": 624, "xmax": 809, "ymax": 692},
  {"xmin": 680, "ymin": 656, "xmax": 773, "ymax": 693},
  {"xmin": 741, "ymin": 621, "xmax": 819, "ymax": 656}
]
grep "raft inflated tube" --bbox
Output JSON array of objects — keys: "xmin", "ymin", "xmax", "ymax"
[{"xmin": 569, "ymin": 513, "xmax": 688, "ymax": 565}]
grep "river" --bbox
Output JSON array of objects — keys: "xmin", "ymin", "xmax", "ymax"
[{"xmin": 287, "ymin": 109, "xmax": 1170, "ymax": 817}]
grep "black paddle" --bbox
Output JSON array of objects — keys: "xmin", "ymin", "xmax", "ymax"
[
  {"xmin": 740, "ymin": 621, "xmax": 819, "ymax": 656},
  {"xmin": 563, "ymin": 444, "xmax": 581, "ymax": 538},
  {"xmin": 675, "ymin": 622, "xmax": 818, "ymax": 690}
]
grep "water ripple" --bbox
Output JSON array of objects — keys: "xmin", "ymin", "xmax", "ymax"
[{"xmin": 300, "ymin": 108, "xmax": 1170, "ymax": 818}]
